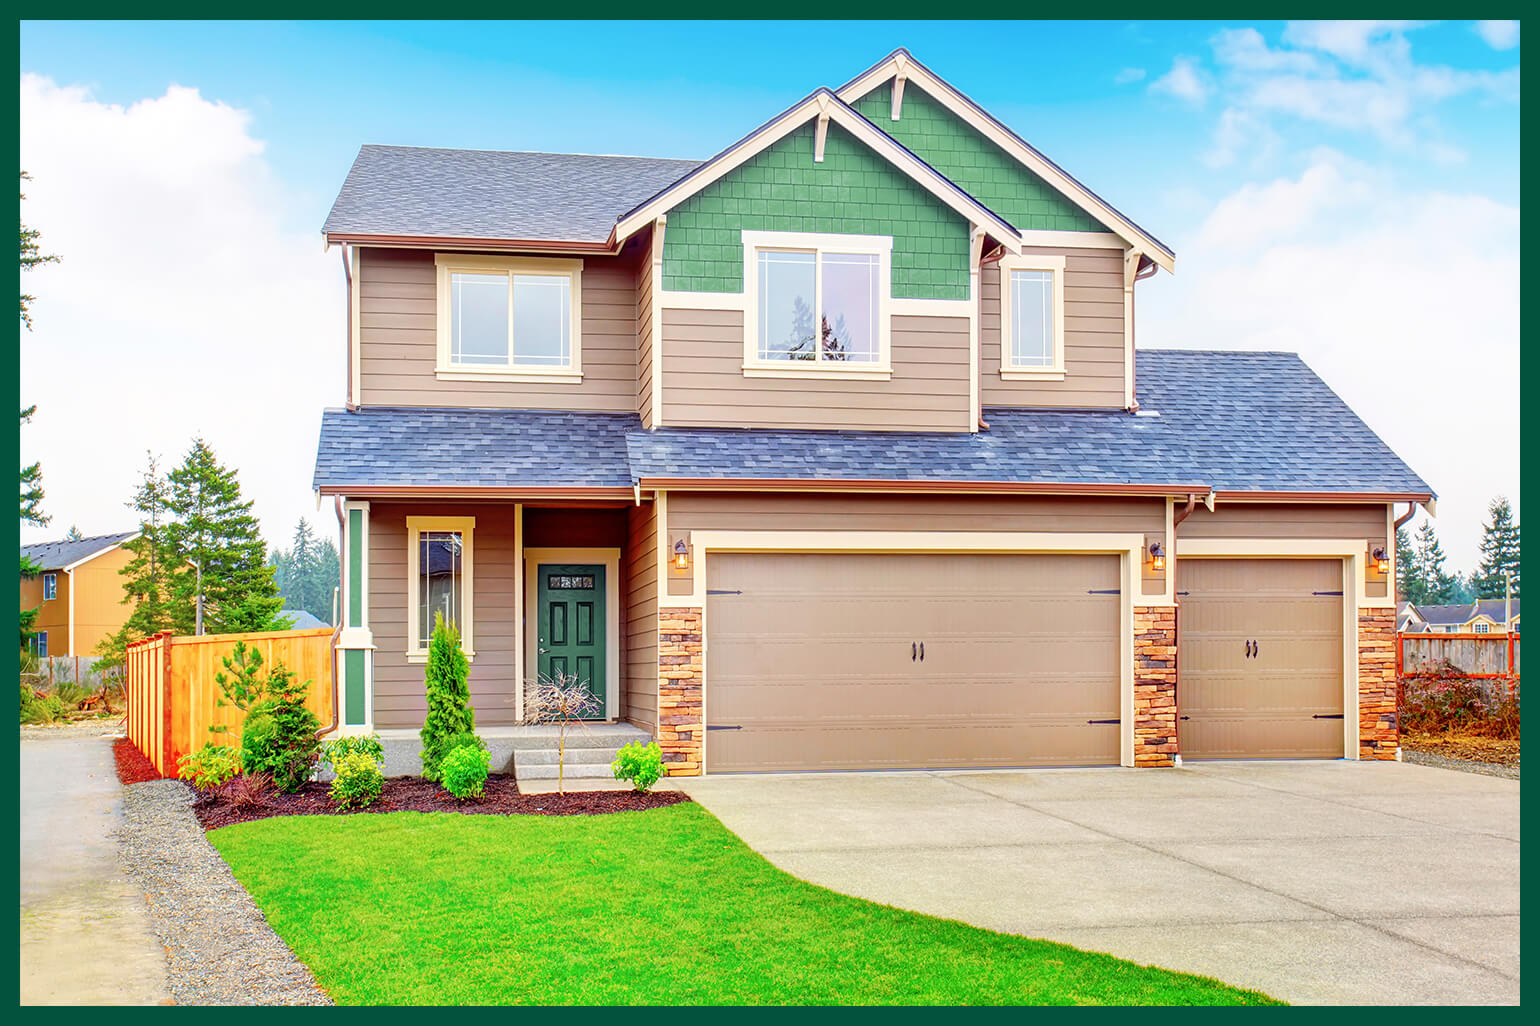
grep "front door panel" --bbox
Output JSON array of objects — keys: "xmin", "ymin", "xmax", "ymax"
[{"xmin": 537, "ymin": 563, "xmax": 606, "ymax": 718}]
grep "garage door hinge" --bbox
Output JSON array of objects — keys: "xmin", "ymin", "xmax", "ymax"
[
  {"xmin": 706, "ymin": 589, "xmax": 742, "ymax": 595},
  {"xmin": 706, "ymin": 724, "xmax": 743, "ymax": 731},
  {"xmin": 1087, "ymin": 589, "xmax": 1121, "ymax": 595},
  {"xmin": 1312, "ymin": 713, "xmax": 1345, "ymax": 720},
  {"xmin": 1087, "ymin": 718, "xmax": 1121, "ymax": 724},
  {"xmin": 1312, "ymin": 590, "xmax": 1344, "ymax": 596}
]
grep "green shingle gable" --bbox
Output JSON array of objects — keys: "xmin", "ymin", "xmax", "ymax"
[
  {"xmin": 851, "ymin": 81, "xmax": 1109, "ymax": 234},
  {"xmin": 660, "ymin": 120, "xmax": 970, "ymax": 299}
]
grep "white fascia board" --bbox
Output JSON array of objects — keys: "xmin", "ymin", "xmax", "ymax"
[
  {"xmin": 614, "ymin": 89, "xmax": 1021, "ymax": 253},
  {"xmin": 61, "ymin": 534, "xmax": 141, "ymax": 573},
  {"xmin": 835, "ymin": 51, "xmax": 1175, "ymax": 273}
]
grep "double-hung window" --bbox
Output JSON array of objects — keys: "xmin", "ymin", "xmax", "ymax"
[
  {"xmin": 743, "ymin": 231, "xmax": 891, "ymax": 378},
  {"xmin": 405, "ymin": 516, "xmax": 475, "ymax": 662},
  {"xmin": 42, "ymin": 573, "xmax": 57, "ymax": 601},
  {"xmin": 435, "ymin": 255, "xmax": 583, "ymax": 380},
  {"xmin": 998, "ymin": 254, "xmax": 1066, "ymax": 379}
]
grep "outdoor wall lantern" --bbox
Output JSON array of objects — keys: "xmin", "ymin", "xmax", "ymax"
[
  {"xmin": 1372, "ymin": 546, "xmax": 1390, "ymax": 575},
  {"xmin": 673, "ymin": 538, "xmax": 691, "ymax": 572},
  {"xmin": 1148, "ymin": 541, "xmax": 1165, "ymax": 573}
]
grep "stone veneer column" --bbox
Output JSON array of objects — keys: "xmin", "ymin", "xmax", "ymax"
[
  {"xmin": 1358, "ymin": 609, "xmax": 1398, "ymax": 760},
  {"xmin": 1133, "ymin": 606, "xmax": 1178, "ymax": 767},
  {"xmin": 657, "ymin": 609, "xmax": 704, "ymax": 775}
]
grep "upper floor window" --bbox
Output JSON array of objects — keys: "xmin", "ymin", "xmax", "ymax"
[
  {"xmin": 434, "ymin": 255, "xmax": 583, "ymax": 381},
  {"xmin": 998, "ymin": 254, "xmax": 1065, "ymax": 380},
  {"xmin": 42, "ymin": 573, "xmax": 57, "ymax": 601},
  {"xmin": 742, "ymin": 231, "xmax": 892, "ymax": 379},
  {"xmin": 1474, "ymin": 622, "xmax": 1491, "ymax": 634}
]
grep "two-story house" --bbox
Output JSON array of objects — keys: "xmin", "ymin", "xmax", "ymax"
[
  {"xmin": 19, "ymin": 531, "xmax": 138, "ymax": 659},
  {"xmin": 314, "ymin": 50, "xmax": 1432, "ymax": 774}
]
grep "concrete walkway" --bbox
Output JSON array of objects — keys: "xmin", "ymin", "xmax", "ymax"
[
  {"xmin": 681, "ymin": 760, "xmax": 1519, "ymax": 1005},
  {"xmin": 20, "ymin": 725, "xmax": 172, "ymax": 1005}
]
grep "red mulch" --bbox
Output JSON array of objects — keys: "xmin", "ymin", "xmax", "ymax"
[
  {"xmin": 192, "ymin": 773, "xmax": 691, "ymax": 830},
  {"xmin": 114, "ymin": 737, "xmax": 164, "ymax": 785}
]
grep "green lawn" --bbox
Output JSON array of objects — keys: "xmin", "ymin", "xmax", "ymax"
[{"xmin": 210, "ymin": 804, "xmax": 1280, "ymax": 1006}]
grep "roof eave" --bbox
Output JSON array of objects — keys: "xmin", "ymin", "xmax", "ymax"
[
  {"xmin": 322, "ymin": 231, "xmax": 621, "ymax": 255},
  {"xmin": 314, "ymin": 484, "xmax": 636, "ymax": 501},
  {"xmin": 638, "ymin": 478, "xmax": 1205, "ymax": 497},
  {"xmin": 1210, "ymin": 489, "xmax": 1435, "ymax": 504}
]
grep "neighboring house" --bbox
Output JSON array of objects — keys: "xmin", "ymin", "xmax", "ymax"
[
  {"xmin": 1403, "ymin": 600, "xmax": 1519, "ymax": 635},
  {"xmin": 1396, "ymin": 601, "xmax": 1421, "ymax": 633},
  {"xmin": 18, "ymin": 532, "xmax": 138, "ymax": 658},
  {"xmin": 313, "ymin": 50, "xmax": 1432, "ymax": 773}
]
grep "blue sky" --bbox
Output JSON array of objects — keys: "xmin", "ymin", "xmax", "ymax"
[{"xmin": 17, "ymin": 20, "xmax": 1520, "ymax": 573}]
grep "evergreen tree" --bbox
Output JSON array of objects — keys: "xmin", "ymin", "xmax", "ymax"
[
  {"xmin": 1395, "ymin": 525, "xmax": 1421, "ymax": 604},
  {"xmin": 419, "ymin": 613, "xmax": 476, "ymax": 782},
  {"xmin": 1472, "ymin": 497, "xmax": 1520, "ymax": 599},
  {"xmin": 164, "ymin": 438, "xmax": 286, "ymax": 634},
  {"xmin": 285, "ymin": 518, "xmax": 324, "ymax": 617},
  {"xmin": 1413, "ymin": 521, "xmax": 1459, "ymax": 605},
  {"xmin": 316, "ymin": 537, "xmax": 341, "ymax": 622},
  {"xmin": 96, "ymin": 454, "xmax": 185, "ymax": 669},
  {"xmin": 63, "ymin": 524, "xmax": 82, "ymax": 541},
  {"xmin": 20, "ymin": 171, "xmax": 60, "ymax": 330},
  {"xmin": 19, "ymin": 407, "xmax": 47, "ymax": 529}
]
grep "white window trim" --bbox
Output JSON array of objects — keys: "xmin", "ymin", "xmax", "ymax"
[
  {"xmin": 741, "ymin": 229, "xmax": 893, "ymax": 380},
  {"xmin": 998, "ymin": 253, "xmax": 1066, "ymax": 380},
  {"xmin": 434, "ymin": 254, "xmax": 584, "ymax": 382},
  {"xmin": 405, "ymin": 515, "xmax": 476, "ymax": 663},
  {"xmin": 42, "ymin": 573, "xmax": 57, "ymax": 601}
]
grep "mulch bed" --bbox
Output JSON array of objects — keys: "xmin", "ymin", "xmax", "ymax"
[
  {"xmin": 193, "ymin": 773, "xmax": 691, "ymax": 830},
  {"xmin": 114, "ymin": 737, "xmax": 166, "ymax": 785},
  {"xmin": 1401, "ymin": 731, "xmax": 1520, "ymax": 766}
]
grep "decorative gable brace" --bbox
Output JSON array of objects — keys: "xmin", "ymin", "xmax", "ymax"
[
  {"xmin": 837, "ymin": 50, "xmax": 1176, "ymax": 273},
  {"xmin": 612, "ymin": 88, "xmax": 1023, "ymax": 253}
]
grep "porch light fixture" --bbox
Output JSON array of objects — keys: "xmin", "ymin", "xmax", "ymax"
[
  {"xmin": 673, "ymin": 539, "xmax": 691, "ymax": 572},
  {"xmin": 1372, "ymin": 546, "xmax": 1389, "ymax": 575},
  {"xmin": 1148, "ymin": 541, "xmax": 1165, "ymax": 573}
]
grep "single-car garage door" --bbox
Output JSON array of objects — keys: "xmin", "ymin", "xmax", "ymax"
[
  {"xmin": 704, "ymin": 552, "xmax": 1121, "ymax": 772},
  {"xmin": 1179, "ymin": 558, "xmax": 1345, "ymax": 759}
]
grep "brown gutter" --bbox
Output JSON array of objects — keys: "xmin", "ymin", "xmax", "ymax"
[
  {"xmin": 1173, "ymin": 492, "xmax": 1198, "ymax": 527},
  {"xmin": 316, "ymin": 495, "xmax": 348, "ymax": 740},
  {"xmin": 640, "ymin": 478, "xmax": 1208, "ymax": 497},
  {"xmin": 325, "ymin": 232, "xmax": 618, "ymax": 255},
  {"xmin": 1169, "ymin": 491, "xmax": 1197, "ymax": 761},
  {"xmin": 1212, "ymin": 490, "xmax": 1434, "ymax": 504},
  {"xmin": 316, "ymin": 485, "xmax": 638, "ymax": 501},
  {"xmin": 340, "ymin": 245, "xmax": 356, "ymax": 411}
]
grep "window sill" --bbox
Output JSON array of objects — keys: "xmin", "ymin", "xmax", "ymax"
[
  {"xmin": 435, "ymin": 366, "xmax": 582, "ymax": 384},
  {"xmin": 1000, "ymin": 367, "xmax": 1067, "ymax": 381},
  {"xmin": 405, "ymin": 648, "xmax": 476, "ymax": 665},
  {"xmin": 741, "ymin": 363, "xmax": 893, "ymax": 381}
]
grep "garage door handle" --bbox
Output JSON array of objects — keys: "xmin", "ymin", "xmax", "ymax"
[
  {"xmin": 1245, "ymin": 640, "xmax": 1253, "ymax": 658},
  {"xmin": 919, "ymin": 642, "xmax": 924, "ymax": 662},
  {"xmin": 1254, "ymin": 639, "xmax": 1260, "ymax": 658},
  {"xmin": 912, "ymin": 642, "xmax": 917, "ymax": 661}
]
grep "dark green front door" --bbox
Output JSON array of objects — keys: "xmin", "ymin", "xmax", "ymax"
[{"xmin": 537, "ymin": 564, "xmax": 606, "ymax": 717}]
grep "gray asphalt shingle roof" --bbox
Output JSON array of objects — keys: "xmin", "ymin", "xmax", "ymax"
[
  {"xmin": 20, "ymin": 532, "xmax": 137, "ymax": 571},
  {"xmin": 1473, "ymin": 598, "xmax": 1520, "ymax": 621},
  {"xmin": 322, "ymin": 145, "xmax": 703, "ymax": 243},
  {"xmin": 313, "ymin": 351, "xmax": 1431, "ymax": 498},
  {"xmin": 1413, "ymin": 603, "xmax": 1477, "ymax": 625}
]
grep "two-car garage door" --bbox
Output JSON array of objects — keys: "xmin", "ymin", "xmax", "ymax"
[{"xmin": 704, "ymin": 552, "xmax": 1122, "ymax": 772}]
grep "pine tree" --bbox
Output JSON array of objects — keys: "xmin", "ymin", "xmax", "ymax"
[
  {"xmin": 19, "ymin": 407, "xmax": 47, "ymax": 529},
  {"xmin": 1413, "ymin": 521, "xmax": 1459, "ymax": 605},
  {"xmin": 164, "ymin": 438, "xmax": 285, "ymax": 634},
  {"xmin": 419, "ymin": 612, "xmax": 476, "ymax": 781},
  {"xmin": 63, "ymin": 524, "xmax": 82, "ymax": 541},
  {"xmin": 285, "ymin": 519, "xmax": 323, "ymax": 617},
  {"xmin": 315, "ymin": 538, "xmax": 341, "ymax": 623},
  {"xmin": 96, "ymin": 454, "xmax": 185, "ymax": 669},
  {"xmin": 1472, "ymin": 497, "xmax": 1520, "ymax": 599},
  {"xmin": 20, "ymin": 171, "xmax": 60, "ymax": 330},
  {"xmin": 1395, "ymin": 524, "xmax": 1421, "ymax": 604}
]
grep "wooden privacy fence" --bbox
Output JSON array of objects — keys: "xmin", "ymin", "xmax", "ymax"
[
  {"xmin": 1398, "ymin": 632, "xmax": 1520, "ymax": 683},
  {"xmin": 125, "ymin": 628, "xmax": 337, "ymax": 776}
]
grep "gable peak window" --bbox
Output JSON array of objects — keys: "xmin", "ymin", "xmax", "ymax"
[
  {"xmin": 743, "ymin": 231, "xmax": 892, "ymax": 379},
  {"xmin": 435, "ymin": 255, "xmax": 583, "ymax": 382},
  {"xmin": 998, "ymin": 254, "xmax": 1066, "ymax": 380}
]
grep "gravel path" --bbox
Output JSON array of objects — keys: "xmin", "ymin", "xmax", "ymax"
[
  {"xmin": 1402, "ymin": 749, "xmax": 1520, "ymax": 780},
  {"xmin": 119, "ymin": 781, "xmax": 332, "ymax": 1005}
]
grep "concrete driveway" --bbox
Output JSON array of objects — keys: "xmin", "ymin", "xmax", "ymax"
[{"xmin": 681, "ymin": 760, "xmax": 1518, "ymax": 1005}]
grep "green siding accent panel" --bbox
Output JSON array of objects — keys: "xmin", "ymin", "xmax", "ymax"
[
  {"xmin": 347, "ymin": 509, "xmax": 363, "ymax": 628},
  {"xmin": 344, "ymin": 648, "xmax": 365, "ymax": 725},
  {"xmin": 851, "ymin": 82, "xmax": 1110, "ymax": 235},
  {"xmin": 661, "ymin": 121, "xmax": 970, "ymax": 299}
]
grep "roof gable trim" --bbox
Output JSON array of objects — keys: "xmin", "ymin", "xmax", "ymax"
[
  {"xmin": 61, "ymin": 534, "xmax": 140, "ymax": 572},
  {"xmin": 836, "ymin": 50, "xmax": 1175, "ymax": 272},
  {"xmin": 614, "ymin": 88, "xmax": 1021, "ymax": 252}
]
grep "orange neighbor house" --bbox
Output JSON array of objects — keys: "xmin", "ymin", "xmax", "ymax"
[{"xmin": 19, "ymin": 532, "xmax": 137, "ymax": 658}]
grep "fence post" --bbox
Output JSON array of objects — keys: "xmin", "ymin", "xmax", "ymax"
[{"xmin": 161, "ymin": 632, "xmax": 175, "ymax": 776}]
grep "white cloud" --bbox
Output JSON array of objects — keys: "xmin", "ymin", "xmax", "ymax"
[
  {"xmin": 1149, "ymin": 56, "xmax": 1210, "ymax": 104},
  {"xmin": 1140, "ymin": 159, "xmax": 1519, "ymax": 573},
  {"xmin": 19, "ymin": 75, "xmax": 342, "ymax": 553},
  {"xmin": 1473, "ymin": 20, "xmax": 1520, "ymax": 51},
  {"xmin": 1280, "ymin": 21, "xmax": 1424, "ymax": 66},
  {"xmin": 1114, "ymin": 67, "xmax": 1147, "ymax": 85}
]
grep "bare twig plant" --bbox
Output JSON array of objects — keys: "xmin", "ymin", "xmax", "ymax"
[{"xmin": 525, "ymin": 670, "xmax": 600, "ymax": 794}]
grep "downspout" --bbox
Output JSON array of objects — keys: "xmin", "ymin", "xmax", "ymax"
[
  {"xmin": 315, "ymin": 496, "xmax": 347, "ymax": 739},
  {"xmin": 1127, "ymin": 258, "xmax": 1157, "ymax": 413},
  {"xmin": 341, "ymin": 244, "xmax": 358, "ymax": 412},
  {"xmin": 975, "ymin": 243, "xmax": 1008, "ymax": 431},
  {"xmin": 1170, "ymin": 493, "xmax": 1198, "ymax": 763},
  {"xmin": 1393, "ymin": 503, "xmax": 1417, "ymax": 532}
]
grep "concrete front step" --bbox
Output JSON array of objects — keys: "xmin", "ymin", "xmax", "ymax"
[
  {"xmin": 514, "ymin": 762, "xmax": 621, "ymax": 780},
  {"xmin": 377, "ymin": 723, "xmax": 653, "ymax": 779}
]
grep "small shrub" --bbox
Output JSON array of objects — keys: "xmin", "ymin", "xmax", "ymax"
[
  {"xmin": 419, "ymin": 613, "xmax": 476, "ymax": 782},
  {"xmin": 321, "ymin": 733, "xmax": 385, "ymax": 769},
  {"xmin": 440, "ymin": 744, "xmax": 490, "ymax": 800},
  {"xmin": 612, "ymin": 740, "xmax": 665, "ymax": 793},
  {"xmin": 19, "ymin": 682, "xmax": 67, "ymax": 725},
  {"xmin": 330, "ymin": 751, "xmax": 384, "ymax": 810},
  {"xmin": 238, "ymin": 663, "xmax": 321, "ymax": 793},
  {"xmin": 1400, "ymin": 665, "xmax": 1520, "ymax": 739},
  {"xmin": 178, "ymin": 743, "xmax": 241, "ymax": 792},
  {"xmin": 421, "ymin": 729, "xmax": 486, "ymax": 781},
  {"xmin": 218, "ymin": 771, "xmax": 274, "ymax": 811}
]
